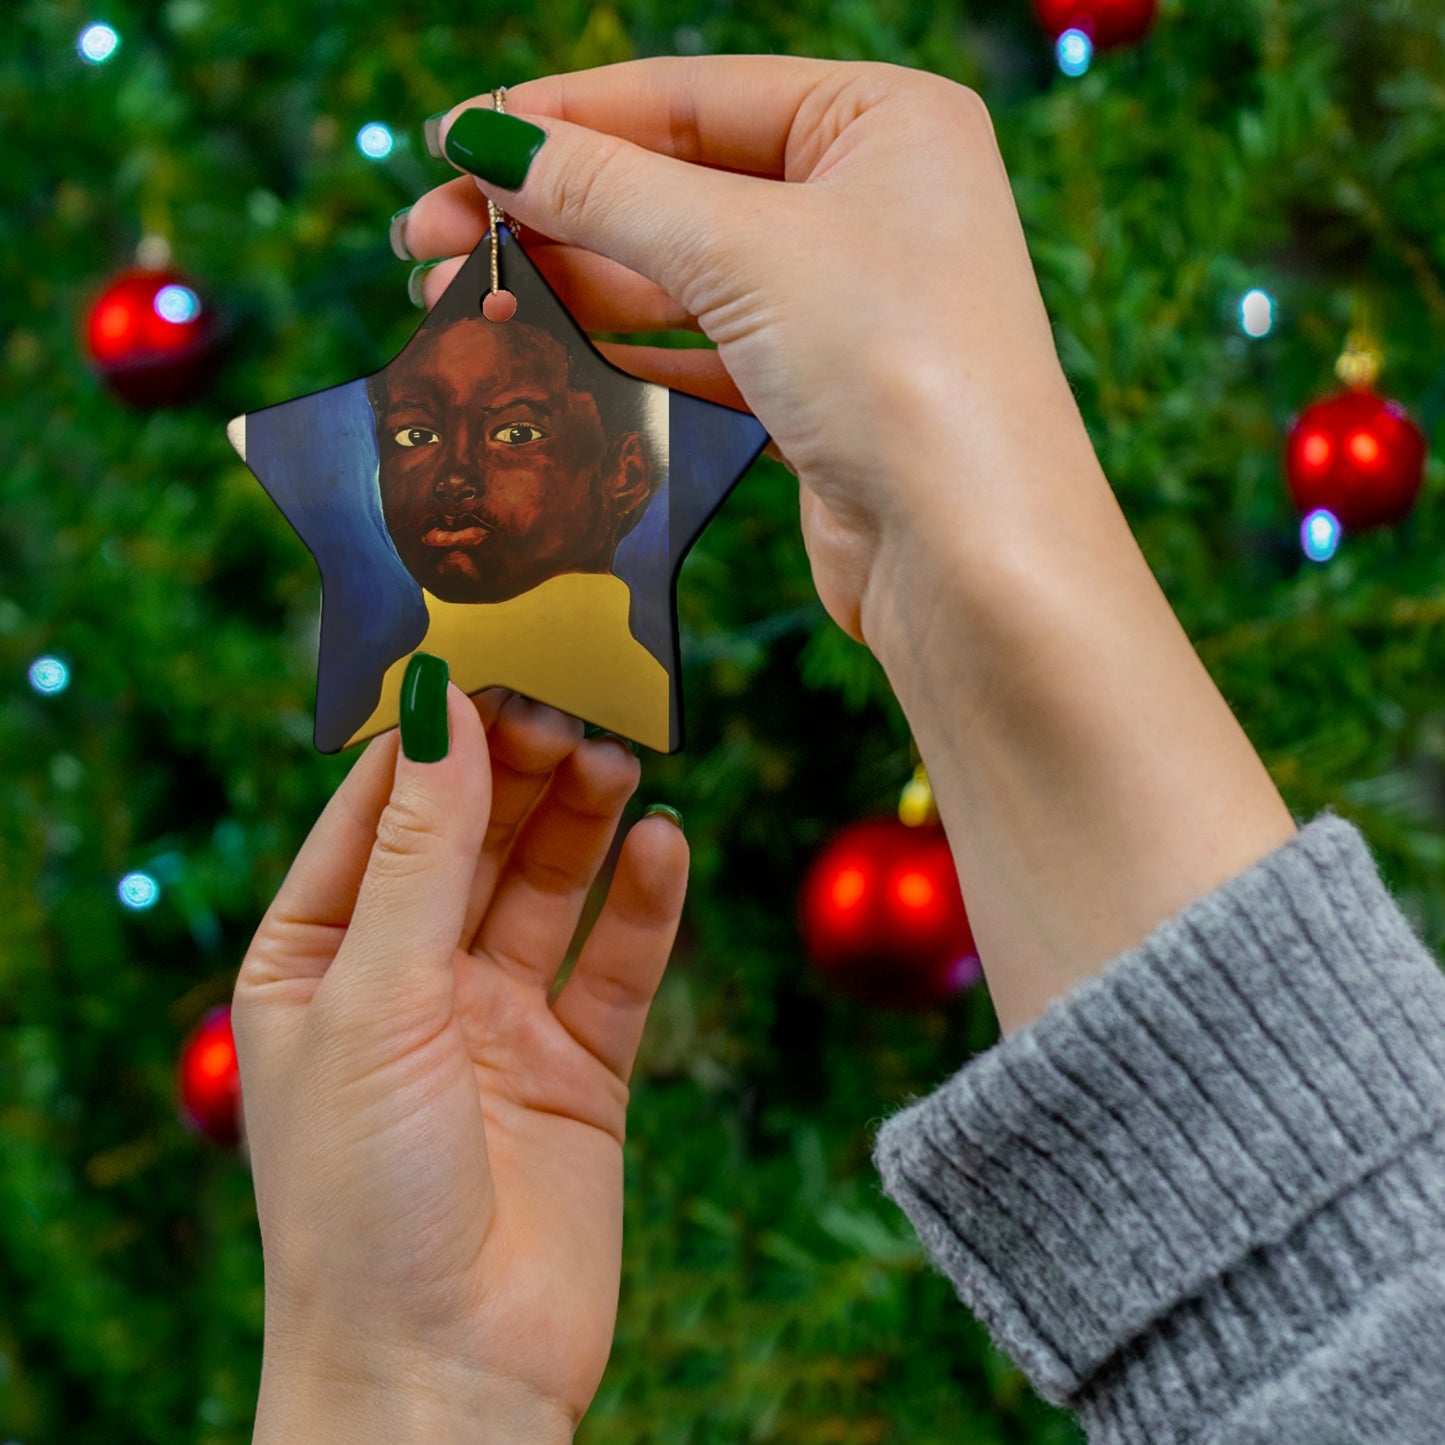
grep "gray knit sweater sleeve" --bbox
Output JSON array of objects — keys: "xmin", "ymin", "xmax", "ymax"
[{"xmin": 870, "ymin": 809, "xmax": 1445, "ymax": 1442}]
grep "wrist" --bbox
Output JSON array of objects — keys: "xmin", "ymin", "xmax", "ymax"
[
  {"xmin": 254, "ymin": 1347, "xmax": 575, "ymax": 1445},
  {"xmin": 857, "ymin": 362, "xmax": 1117, "ymax": 678},
  {"xmin": 856, "ymin": 399, "xmax": 1295, "ymax": 1034}
]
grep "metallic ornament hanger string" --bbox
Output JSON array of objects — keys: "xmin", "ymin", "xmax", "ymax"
[{"xmin": 486, "ymin": 87, "xmax": 520, "ymax": 301}]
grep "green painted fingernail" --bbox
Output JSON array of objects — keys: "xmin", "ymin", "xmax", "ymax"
[
  {"xmin": 407, "ymin": 260, "xmax": 441, "ymax": 308},
  {"xmin": 423, "ymin": 112, "xmax": 447, "ymax": 159},
  {"xmin": 584, "ymin": 724, "xmax": 639, "ymax": 754},
  {"xmin": 644, "ymin": 804, "xmax": 683, "ymax": 833},
  {"xmin": 389, "ymin": 206, "xmax": 413, "ymax": 261},
  {"xmin": 443, "ymin": 107, "xmax": 546, "ymax": 191},
  {"xmin": 400, "ymin": 652, "xmax": 450, "ymax": 762}
]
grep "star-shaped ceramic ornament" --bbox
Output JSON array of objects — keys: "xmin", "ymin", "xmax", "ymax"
[{"xmin": 227, "ymin": 224, "xmax": 768, "ymax": 754}]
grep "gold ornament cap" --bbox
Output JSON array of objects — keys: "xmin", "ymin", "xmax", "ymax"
[
  {"xmin": 1335, "ymin": 332, "xmax": 1382, "ymax": 390},
  {"xmin": 898, "ymin": 764, "xmax": 938, "ymax": 827}
]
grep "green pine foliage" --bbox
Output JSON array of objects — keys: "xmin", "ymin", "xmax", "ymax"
[{"xmin": 3, "ymin": 0, "xmax": 1444, "ymax": 1439}]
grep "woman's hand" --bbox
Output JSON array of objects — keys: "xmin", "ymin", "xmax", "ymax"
[
  {"xmin": 399, "ymin": 56, "xmax": 1099, "ymax": 649},
  {"xmin": 233, "ymin": 685, "xmax": 688, "ymax": 1442},
  {"xmin": 398, "ymin": 58, "xmax": 1296, "ymax": 1040}
]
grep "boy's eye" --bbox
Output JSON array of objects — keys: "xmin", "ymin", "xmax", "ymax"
[
  {"xmin": 393, "ymin": 427, "xmax": 440, "ymax": 447},
  {"xmin": 491, "ymin": 422, "xmax": 548, "ymax": 446}
]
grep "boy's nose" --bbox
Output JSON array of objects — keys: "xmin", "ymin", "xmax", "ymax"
[{"xmin": 432, "ymin": 466, "xmax": 481, "ymax": 508}]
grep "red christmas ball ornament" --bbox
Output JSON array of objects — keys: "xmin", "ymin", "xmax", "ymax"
[
  {"xmin": 1033, "ymin": 0, "xmax": 1157, "ymax": 50},
  {"xmin": 84, "ymin": 266, "xmax": 220, "ymax": 407},
  {"xmin": 178, "ymin": 1005, "xmax": 243, "ymax": 1148},
  {"xmin": 1285, "ymin": 388, "xmax": 1427, "ymax": 534},
  {"xmin": 799, "ymin": 817, "xmax": 980, "ymax": 1011}
]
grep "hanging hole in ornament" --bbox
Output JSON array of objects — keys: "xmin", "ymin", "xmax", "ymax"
[{"xmin": 482, "ymin": 289, "xmax": 517, "ymax": 323}]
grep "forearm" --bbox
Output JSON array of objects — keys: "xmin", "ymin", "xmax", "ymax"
[{"xmin": 860, "ymin": 397, "xmax": 1297, "ymax": 1035}]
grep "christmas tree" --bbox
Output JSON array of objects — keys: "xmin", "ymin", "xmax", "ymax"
[{"xmin": 3, "ymin": 0, "xmax": 1444, "ymax": 1440}]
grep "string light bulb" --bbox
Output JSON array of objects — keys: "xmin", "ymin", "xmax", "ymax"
[{"xmin": 78, "ymin": 23, "xmax": 119, "ymax": 64}]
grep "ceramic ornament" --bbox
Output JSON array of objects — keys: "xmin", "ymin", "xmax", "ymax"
[{"xmin": 228, "ymin": 224, "xmax": 768, "ymax": 753}]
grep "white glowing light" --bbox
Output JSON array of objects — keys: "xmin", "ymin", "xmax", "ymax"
[
  {"xmin": 154, "ymin": 284, "xmax": 201, "ymax": 324},
  {"xmin": 1057, "ymin": 29, "xmax": 1093, "ymax": 77},
  {"xmin": 1301, "ymin": 508, "xmax": 1341, "ymax": 563},
  {"xmin": 357, "ymin": 123, "xmax": 395, "ymax": 159},
  {"xmin": 78, "ymin": 23, "xmax": 120, "ymax": 64},
  {"xmin": 28, "ymin": 657, "xmax": 70, "ymax": 695},
  {"xmin": 1240, "ymin": 289, "xmax": 1275, "ymax": 338},
  {"xmin": 118, "ymin": 871, "xmax": 161, "ymax": 910}
]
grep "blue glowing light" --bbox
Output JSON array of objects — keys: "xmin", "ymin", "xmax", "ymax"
[
  {"xmin": 1240, "ymin": 289, "xmax": 1275, "ymax": 338},
  {"xmin": 78, "ymin": 23, "xmax": 120, "ymax": 64},
  {"xmin": 28, "ymin": 657, "xmax": 70, "ymax": 695},
  {"xmin": 357, "ymin": 123, "xmax": 395, "ymax": 159},
  {"xmin": 1301, "ymin": 508, "xmax": 1341, "ymax": 563},
  {"xmin": 154, "ymin": 284, "xmax": 201, "ymax": 324},
  {"xmin": 946, "ymin": 952, "xmax": 983, "ymax": 993},
  {"xmin": 1057, "ymin": 29, "xmax": 1093, "ymax": 77},
  {"xmin": 118, "ymin": 871, "xmax": 161, "ymax": 910}
]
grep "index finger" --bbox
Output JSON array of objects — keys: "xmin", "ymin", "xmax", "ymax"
[{"xmin": 448, "ymin": 54, "xmax": 853, "ymax": 179}]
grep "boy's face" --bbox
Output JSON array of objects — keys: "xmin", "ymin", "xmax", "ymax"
[{"xmin": 375, "ymin": 318, "xmax": 645, "ymax": 603}]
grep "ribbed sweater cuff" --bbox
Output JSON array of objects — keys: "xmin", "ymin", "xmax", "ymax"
[{"xmin": 870, "ymin": 809, "xmax": 1445, "ymax": 1413}]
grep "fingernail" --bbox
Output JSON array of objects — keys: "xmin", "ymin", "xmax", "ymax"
[
  {"xmin": 584, "ymin": 723, "xmax": 639, "ymax": 755},
  {"xmin": 407, "ymin": 261, "xmax": 441, "ymax": 308},
  {"xmin": 400, "ymin": 652, "xmax": 450, "ymax": 762},
  {"xmin": 477, "ymin": 686, "xmax": 515, "ymax": 711},
  {"xmin": 423, "ymin": 112, "xmax": 447, "ymax": 160},
  {"xmin": 443, "ymin": 107, "xmax": 546, "ymax": 192},
  {"xmin": 644, "ymin": 804, "xmax": 683, "ymax": 833},
  {"xmin": 389, "ymin": 206, "xmax": 413, "ymax": 261}
]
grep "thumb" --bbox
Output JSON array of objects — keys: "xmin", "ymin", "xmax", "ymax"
[
  {"xmin": 320, "ymin": 657, "xmax": 491, "ymax": 1037},
  {"xmin": 437, "ymin": 102, "xmax": 765, "ymax": 322}
]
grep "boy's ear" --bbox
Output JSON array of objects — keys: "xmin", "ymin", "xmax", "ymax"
[{"xmin": 608, "ymin": 432, "xmax": 652, "ymax": 521}]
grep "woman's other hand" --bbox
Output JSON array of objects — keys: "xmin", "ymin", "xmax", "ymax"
[{"xmin": 233, "ymin": 685, "xmax": 687, "ymax": 1442}]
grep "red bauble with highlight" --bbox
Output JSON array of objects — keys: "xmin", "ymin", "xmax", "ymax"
[
  {"xmin": 178, "ymin": 1005, "xmax": 243, "ymax": 1148},
  {"xmin": 799, "ymin": 818, "xmax": 980, "ymax": 1011},
  {"xmin": 85, "ymin": 267, "xmax": 220, "ymax": 407},
  {"xmin": 1033, "ymin": 0, "xmax": 1158, "ymax": 49},
  {"xmin": 1285, "ymin": 388, "xmax": 1427, "ymax": 534}
]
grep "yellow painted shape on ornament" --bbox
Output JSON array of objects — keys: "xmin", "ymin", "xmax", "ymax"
[{"xmin": 349, "ymin": 570, "xmax": 670, "ymax": 752}]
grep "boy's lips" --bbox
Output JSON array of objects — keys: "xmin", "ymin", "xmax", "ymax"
[{"xmin": 421, "ymin": 517, "xmax": 492, "ymax": 547}]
